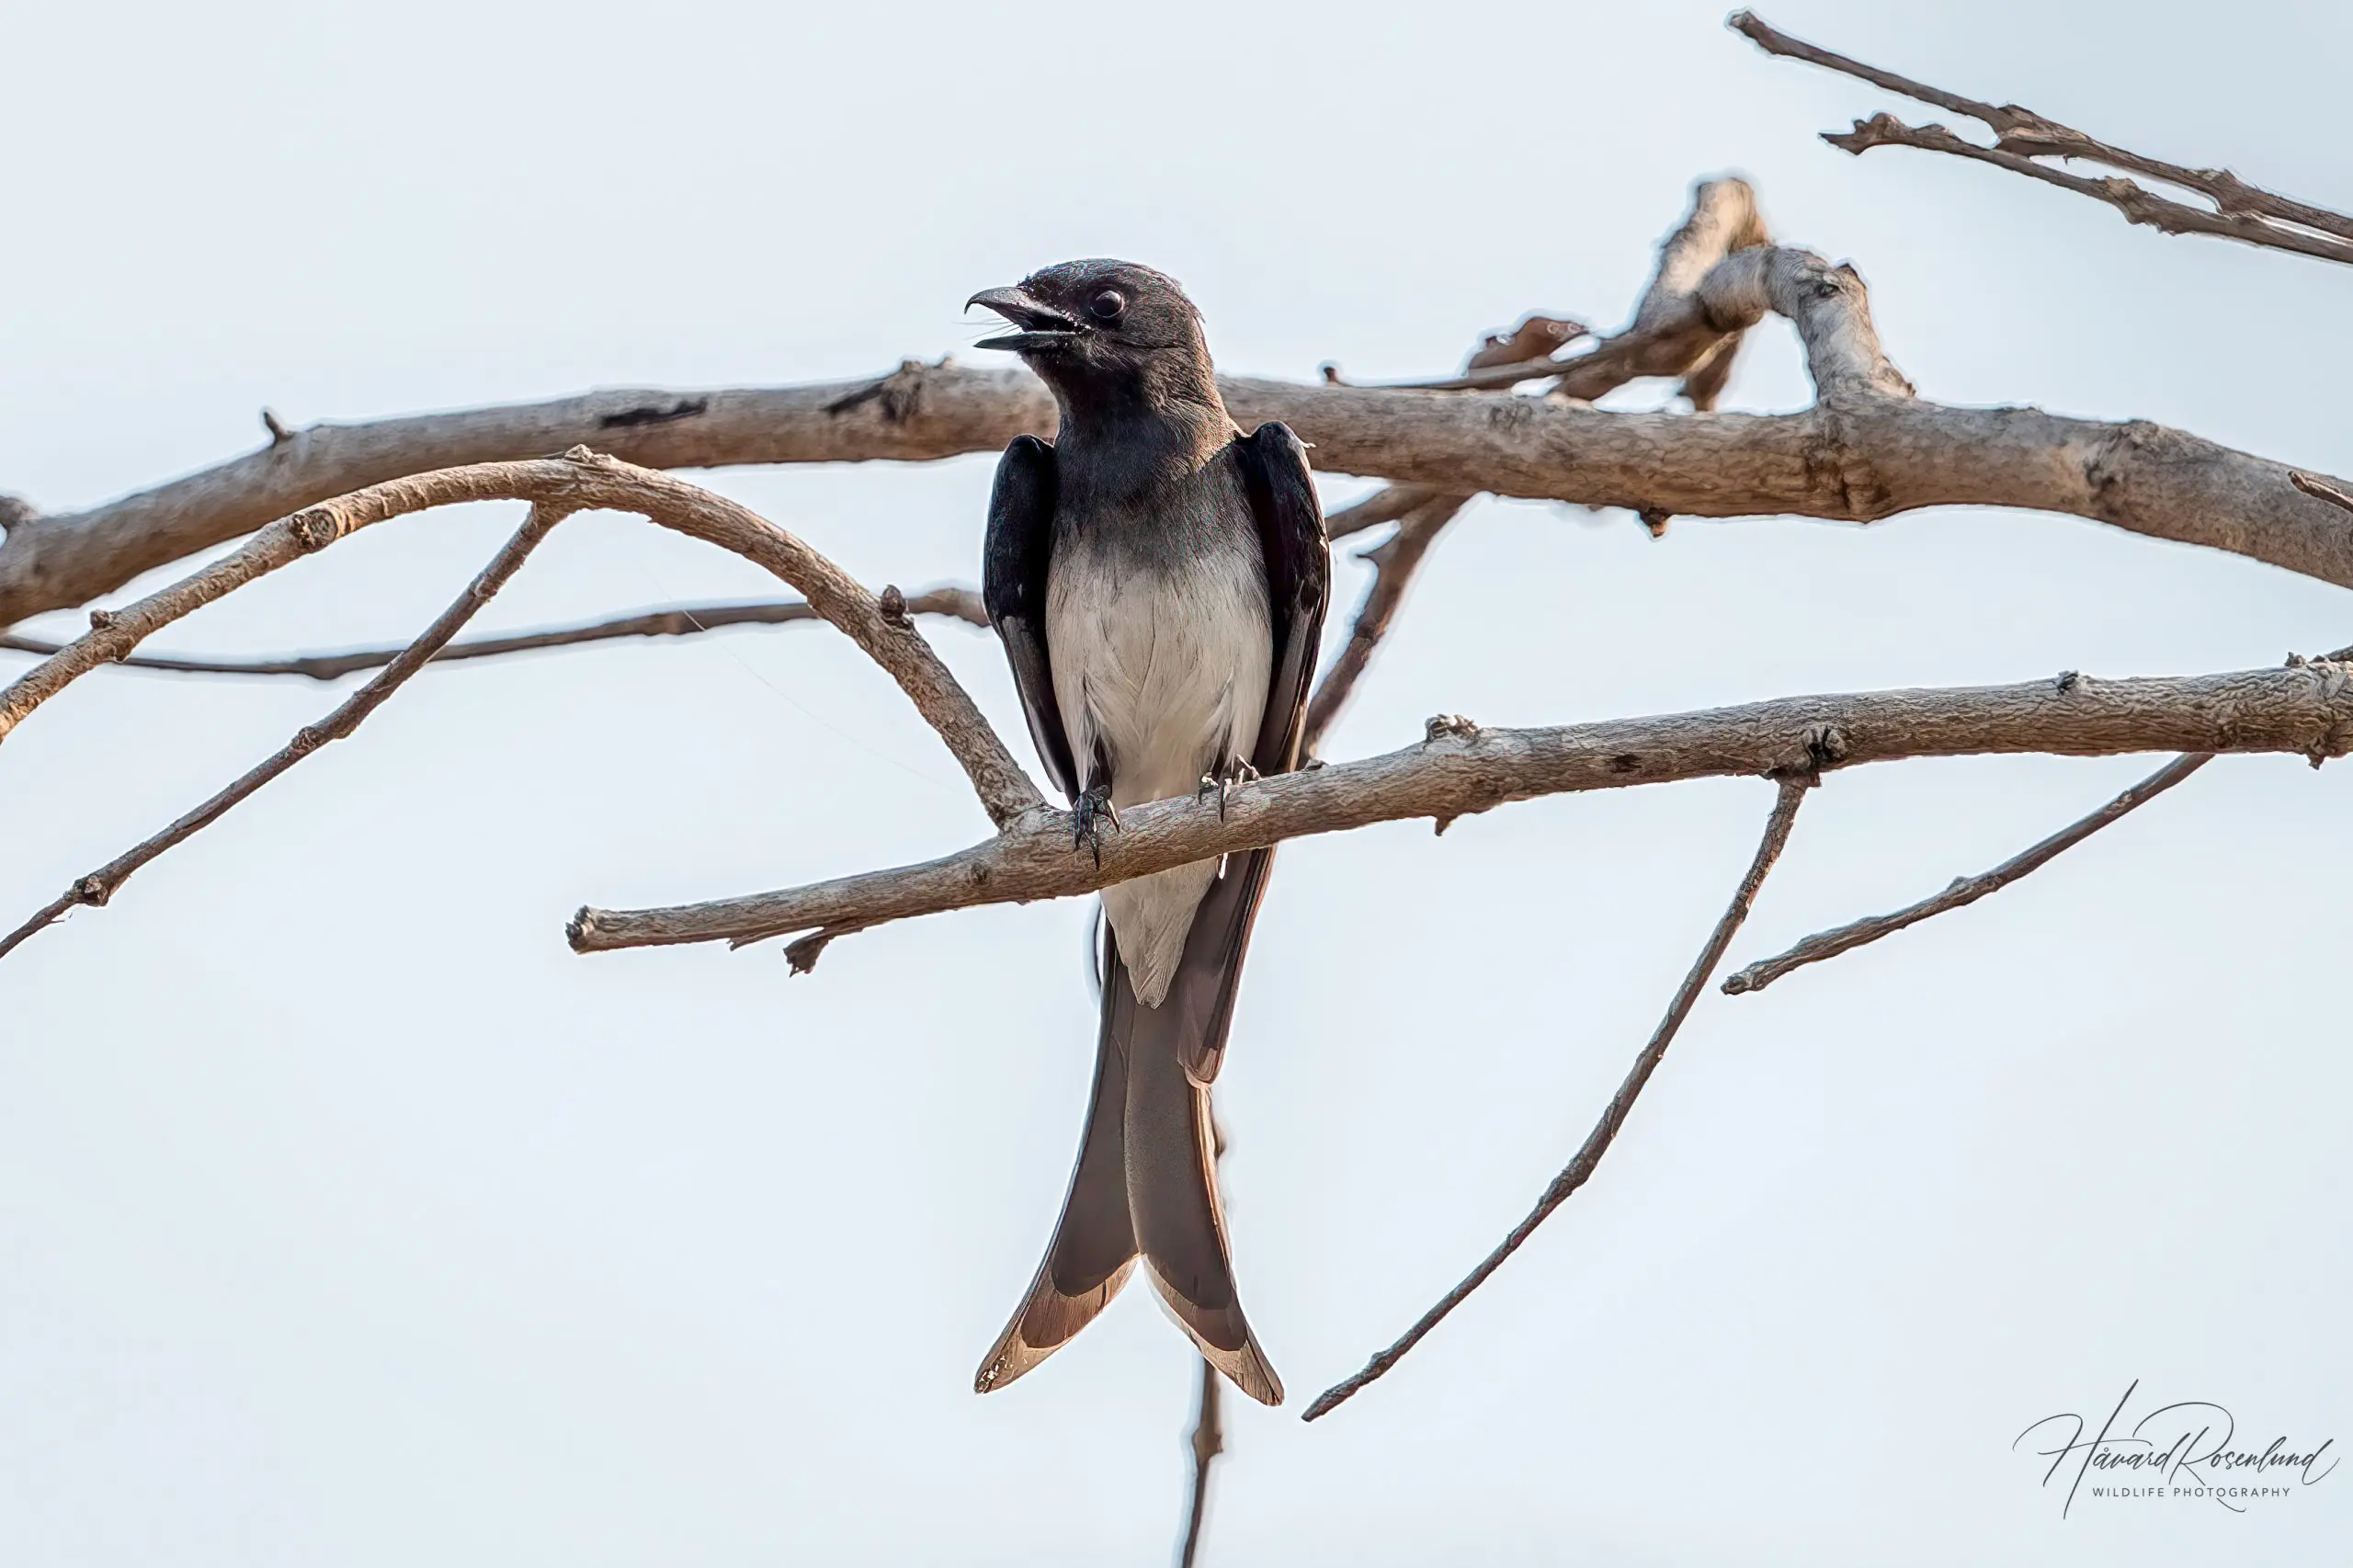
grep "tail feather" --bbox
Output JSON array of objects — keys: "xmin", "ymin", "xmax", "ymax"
[
  {"xmin": 973, "ymin": 1008, "xmax": 1138, "ymax": 1394},
  {"xmin": 975, "ymin": 861, "xmax": 1284, "ymax": 1405},
  {"xmin": 1121, "ymin": 935, "xmax": 1283, "ymax": 1404},
  {"xmin": 1160, "ymin": 847, "xmax": 1278, "ymax": 1086}
]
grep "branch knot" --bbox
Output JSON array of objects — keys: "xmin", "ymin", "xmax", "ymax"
[
  {"xmin": 1770, "ymin": 722, "xmax": 1849, "ymax": 782},
  {"xmin": 290, "ymin": 507, "xmax": 342, "ymax": 552},
  {"xmin": 824, "ymin": 359, "xmax": 934, "ymax": 423}
]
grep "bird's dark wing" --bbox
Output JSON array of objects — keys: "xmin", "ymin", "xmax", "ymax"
[
  {"xmin": 982, "ymin": 435, "xmax": 1078, "ymax": 801},
  {"xmin": 1153, "ymin": 423, "xmax": 1331, "ymax": 1090},
  {"xmin": 1233, "ymin": 421, "xmax": 1331, "ymax": 775},
  {"xmin": 1233, "ymin": 424, "xmax": 1326, "ymax": 772}
]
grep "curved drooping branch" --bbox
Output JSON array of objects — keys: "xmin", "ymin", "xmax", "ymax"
[
  {"xmin": 0, "ymin": 503, "xmax": 577, "ymax": 960},
  {"xmin": 1732, "ymin": 11, "xmax": 2353, "ymax": 268},
  {"xmin": 0, "ymin": 453, "xmax": 1042, "ymax": 826},
  {"xmin": 568, "ymin": 660, "xmax": 2353, "ymax": 956},
  {"xmin": 0, "ymin": 373, "xmax": 1047, "ymax": 628},
  {"xmin": 0, "ymin": 587, "xmax": 987, "ymax": 682},
  {"xmin": 7, "ymin": 180, "xmax": 2351, "ymax": 627}
]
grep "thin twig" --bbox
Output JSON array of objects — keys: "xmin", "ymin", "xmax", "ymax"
[
  {"xmin": 1300, "ymin": 497, "xmax": 1468, "ymax": 757},
  {"xmin": 0, "ymin": 504, "xmax": 574, "ymax": 961},
  {"xmin": 1824, "ymin": 118, "xmax": 2353, "ymax": 268},
  {"xmin": 1302, "ymin": 775, "xmax": 1813, "ymax": 1421},
  {"xmin": 1732, "ymin": 11, "xmax": 2353, "ymax": 268},
  {"xmin": 1733, "ymin": 9, "xmax": 2353, "ymax": 244},
  {"xmin": 1175, "ymin": 1104, "xmax": 1231, "ymax": 1568},
  {"xmin": 0, "ymin": 587, "xmax": 987, "ymax": 681},
  {"xmin": 1722, "ymin": 751, "xmax": 2213, "ymax": 995},
  {"xmin": 1176, "ymin": 1360, "xmax": 1222, "ymax": 1568}
]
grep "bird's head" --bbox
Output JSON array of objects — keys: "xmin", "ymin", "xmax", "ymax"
[{"xmin": 968, "ymin": 259, "xmax": 1220, "ymax": 423}]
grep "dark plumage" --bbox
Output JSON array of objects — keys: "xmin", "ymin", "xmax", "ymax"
[{"xmin": 969, "ymin": 260, "xmax": 1329, "ymax": 1405}]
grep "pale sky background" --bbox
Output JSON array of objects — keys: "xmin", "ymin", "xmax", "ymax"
[{"xmin": 3, "ymin": 1, "xmax": 2348, "ymax": 1562}]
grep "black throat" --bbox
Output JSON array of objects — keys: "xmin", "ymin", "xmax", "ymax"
[{"xmin": 1038, "ymin": 353, "xmax": 1233, "ymax": 509}]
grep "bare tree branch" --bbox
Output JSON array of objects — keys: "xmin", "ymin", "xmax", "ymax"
[
  {"xmin": 0, "ymin": 587, "xmax": 986, "ymax": 682},
  {"xmin": 1452, "ymin": 178, "xmax": 1780, "ymax": 398},
  {"xmin": 1301, "ymin": 497, "xmax": 1467, "ymax": 757},
  {"xmin": 1825, "ymin": 118, "xmax": 2353, "ymax": 269},
  {"xmin": 1732, "ymin": 11, "xmax": 2353, "ymax": 268},
  {"xmin": 1323, "ymin": 483, "xmax": 1445, "ymax": 542},
  {"xmin": 1303, "ymin": 774, "xmax": 1814, "ymax": 1421},
  {"xmin": 567, "ymin": 661, "xmax": 2353, "ymax": 957},
  {"xmin": 1371, "ymin": 179, "xmax": 1776, "ymax": 402},
  {"xmin": 1175, "ymin": 1101, "xmax": 1232, "ymax": 1568},
  {"xmin": 1176, "ymin": 1359, "xmax": 1221, "ymax": 1568},
  {"xmin": 0, "ymin": 503, "xmax": 576, "ymax": 960},
  {"xmin": 1723, "ymin": 749, "xmax": 2214, "ymax": 995},
  {"xmin": 10, "ymin": 184, "xmax": 2352, "ymax": 626},
  {"xmin": 1300, "ymin": 181, "xmax": 1779, "ymax": 734},
  {"xmin": 0, "ymin": 454, "xmax": 1043, "ymax": 828},
  {"xmin": 0, "ymin": 370, "xmax": 1049, "ymax": 629}
]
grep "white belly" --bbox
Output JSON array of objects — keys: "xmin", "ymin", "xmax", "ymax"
[{"xmin": 1048, "ymin": 538, "xmax": 1270, "ymax": 1008}]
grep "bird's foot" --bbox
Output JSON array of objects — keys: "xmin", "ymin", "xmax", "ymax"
[
  {"xmin": 1196, "ymin": 757, "xmax": 1261, "ymax": 821},
  {"xmin": 1072, "ymin": 782, "xmax": 1120, "ymax": 866}
]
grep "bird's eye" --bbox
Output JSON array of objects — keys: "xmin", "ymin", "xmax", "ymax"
[{"xmin": 1087, "ymin": 289, "xmax": 1126, "ymax": 323}]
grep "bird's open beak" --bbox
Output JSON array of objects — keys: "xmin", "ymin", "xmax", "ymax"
[{"xmin": 967, "ymin": 287, "xmax": 1080, "ymax": 352}]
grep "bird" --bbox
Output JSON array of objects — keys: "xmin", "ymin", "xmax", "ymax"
[{"xmin": 965, "ymin": 260, "xmax": 1330, "ymax": 1406}]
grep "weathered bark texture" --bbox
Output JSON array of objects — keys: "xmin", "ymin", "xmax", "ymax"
[
  {"xmin": 6, "ymin": 187, "xmax": 2350, "ymax": 628},
  {"xmin": 568, "ymin": 661, "xmax": 2353, "ymax": 955},
  {"xmin": 0, "ymin": 454, "xmax": 1042, "ymax": 827}
]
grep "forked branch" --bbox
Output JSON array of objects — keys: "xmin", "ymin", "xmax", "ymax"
[
  {"xmin": 0, "ymin": 453, "xmax": 1041, "ymax": 828},
  {"xmin": 0, "ymin": 503, "xmax": 576, "ymax": 960},
  {"xmin": 1722, "ymin": 749, "xmax": 2214, "ymax": 994},
  {"xmin": 1304, "ymin": 774, "xmax": 1814, "ymax": 1420},
  {"xmin": 1733, "ymin": 11, "xmax": 2353, "ymax": 268},
  {"xmin": 0, "ymin": 458, "xmax": 1047, "ymax": 961}
]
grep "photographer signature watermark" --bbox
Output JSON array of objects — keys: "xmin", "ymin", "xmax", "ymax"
[{"xmin": 2015, "ymin": 1380, "xmax": 2337, "ymax": 1517}]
